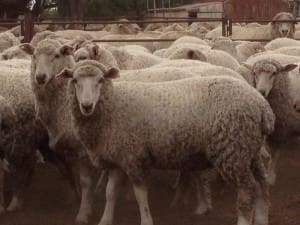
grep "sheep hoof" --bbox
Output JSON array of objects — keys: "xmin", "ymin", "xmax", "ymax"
[
  {"xmin": 194, "ymin": 204, "xmax": 211, "ymax": 215},
  {"xmin": 6, "ymin": 198, "xmax": 23, "ymax": 212},
  {"xmin": 266, "ymin": 171, "xmax": 276, "ymax": 186},
  {"xmin": 75, "ymin": 215, "xmax": 89, "ymax": 225}
]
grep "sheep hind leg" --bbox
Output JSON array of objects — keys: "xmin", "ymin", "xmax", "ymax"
[
  {"xmin": 133, "ymin": 182, "xmax": 154, "ymax": 225},
  {"xmin": 170, "ymin": 171, "xmax": 190, "ymax": 208},
  {"xmin": 194, "ymin": 169, "xmax": 214, "ymax": 215},
  {"xmin": 252, "ymin": 157, "xmax": 269, "ymax": 225},
  {"xmin": 75, "ymin": 155, "xmax": 97, "ymax": 225},
  {"xmin": 98, "ymin": 169, "xmax": 125, "ymax": 225},
  {"xmin": 235, "ymin": 169, "xmax": 257, "ymax": 225}
]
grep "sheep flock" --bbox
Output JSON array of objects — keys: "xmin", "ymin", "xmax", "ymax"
[{"xmin": 1, "ymin": 11, "xmax": 300, "ymax": 225}]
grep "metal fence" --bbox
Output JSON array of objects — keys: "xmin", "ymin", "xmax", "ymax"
[{"xmin": 1, "ymin": 12, "xmax": 300, "ymax": 43}]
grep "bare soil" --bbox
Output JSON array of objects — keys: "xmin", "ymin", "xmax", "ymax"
[{"xmin": 1, "ymin": 140, "xmax": 300, "ymax": 225}]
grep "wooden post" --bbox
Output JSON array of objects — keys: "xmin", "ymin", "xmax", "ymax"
[
  {"xmin": 222, "ymin": 17, "xmax": 226, "ymax": 36},
  {"xmin": 228, "ymin": 19, "xmax": 232, "ymax": 36},
  {"xmin": 23, "ymin": 11, "xmax": 34, "ymax": 43}
]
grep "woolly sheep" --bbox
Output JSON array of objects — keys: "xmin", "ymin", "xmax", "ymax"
[
  {"xmin": 58, "ymin": 60, "xmax": 275, "ymax": 225},
  {"xmin": 20, "ymin": 39, "xmax": 99, "ymax": 224},
  {"xmin": 264, "ymin": 38, "xmax": 300, "ymax": 51},
  {"xmin": 0, "ymin": 46, "xmax": 31, "ymax": 60},
  {"xmin": 171, "ymin": 36, "xmax": 209, "ymax": 47},
  {"xmin": 273, "ymin": 46, "xmax": 300, "ymax": 56},
  {"xmin": 144, "ymin": 23, "xmax": 165, "ymax": 32},
  {"xmin": 163, "ymin": 23, "xmax": 186, "ymax": 32},
  {"xmin": 108, "ymin": 19, "xmax": 141, "ymax": 34},
  {"xmin": 30, "ymin": 30, "xmax": 62, "ymax": 47},
  {"xmin": 236, "ymin": 42, "xmax": 265, "ymax": 62},
  {"xmin": 270, "ymin": 12, "xmax": 296, "ymax": 39},
  {"xmin": 153, "ymin": 49, "xmax": 167, "ymax": 57},
  {"xmin": 211, "ymin": 39, "xmax": 238, "ymax": 59},
  {"xmin": 0, "ymin": 32, "xmax": 20, "ymax": 53},
  {"xmin": 74, "ymin": 43, "xmax": 119, "ymax": 69},
  {"xmin": 75, "ymin": 42, "xmax": 161, "ymax": 70},
  {"xmin": 242, "ymin": 59, "xmax": 300, "ymax": 185},
  {"xmin": 54, "ymin": 30, "xmax": 94, "ymax": 41},
  {"xmin": 163, "ymin": 43, "xmax": 210, "ymax": 58},
  {"xmin": 165, "ymin": 45, "xmax": 241, "ymax": 71},
  {"xmin": 0, "ymin": 95, "xmax": 16, "ymax": 215}
]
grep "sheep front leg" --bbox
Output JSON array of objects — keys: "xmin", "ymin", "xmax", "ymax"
[
  {"xmin": 76, "ymin": 155, "xmax": 96, "ymax": 225},
  {"xmin": 99, "ymin": 169, "xmax": 125, "ymax": 225},
  {"xmin": 133, "ymin": 182, "xmax": 153, "ymax": 225}
]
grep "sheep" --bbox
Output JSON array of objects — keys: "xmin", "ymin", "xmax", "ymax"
[
  {"xmin": 19, "ymin": 39, "xmax": 98, "ymax": 224},
  {"xmin": 30, "ymin": 30, "xmax": 62, "ymax": 47},
  {"xmin": 9, "ymin": 25, "xmax": 41, "ymax": 37},
  {"xmin": 144, "ymin": 23, "xmax": 165, "ymax": 32},
  {"xmin": 54, "ymin": 30, "xmax": 94, "ymax": 41},
  {"xmin": 75, "ymin": 42, "xmax": 161, "ymax": 70},
  {"xmin": 165, "ymin": 45, "xmax": 240, "ymax": 70},
  {"xmin": 236, "ymin": 42, "xmax": 265, "ymax": 62},
  {"xmin": 0, "ymin": 32, "xmax": 21, "ymax": 53},
  {"xmin": 0, "ymin": 46, "xmax": 31, "ymax": 60},
  {"xmin": 108, "ymin": 19, "xmax": 141, "ymax": 34},
  {"xmin": 162, "ymin": 43, "xmax": 211, "ymax": 58},
  {"xmin": 211, "ymin": 39, "xmax": 238, "ymax": 59},
  {"xmin": 58, "ymin": 59, "xmax": 275, "ymax": 225},
  {"xmin": 0, "ymin": 59, "xmax": 30, "ymax": 70},
  {"xmin": 153, "ymin": 49, "xmax": 167, "ymax": 57},
  {"xmin": 242, "ymin": 59, "xmax": 300, "ymax": 185},
  {"xmin": 74, "ymin": 43, "xmax": 119, "ymax": 69},
  {"xmin": 264, "ymin": 38, "xmax": 300, "ymax": 51},
  {"xmin": 273, "ymin": 46, "xmax": 300, "ymax": 56},
  {"xmin": 163, "ymin": 23, "xmax": 186, "ymax": 32},
  {"xmin": 171, "ymin": 36, "xmax": 209, "ymax": 47},
  {"xmin": 0, "ymin": 95, "xmax": 17, "ymax": 215},
  {"xmin": 270, "ymin": 12, "xmax": 296, "ymax": 39}
]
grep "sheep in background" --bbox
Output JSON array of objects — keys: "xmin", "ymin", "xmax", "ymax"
[
  {"xmin": 0, "ymin": 32, "xmax": 21, "ymax": 53},
  {"xmin": 270, "ymin": 12, "xmax": 296, "ymax": 39},
  {"xmin": 265, "ymin": 38, "xmax": 300, "ymax": 51},
  {"xmin": 274, "ymin": 46, "xmax": 300, "ymax": 56},
  {"xmin": 58, "ymin": 60, "xmax": 275, "ymax": 225},
  {"xmin": 0, "ymin": 46, "xmax": 31, "ymax": 60}
]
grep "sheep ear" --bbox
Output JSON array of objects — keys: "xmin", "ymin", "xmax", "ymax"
[
  {"xmin": 60, "ymin": 45, "xmax": 74, "ymax": 56},
  {"xmin": 188, "ymin": 50, "xmax": 206, "ymax": 61},
  {"xmin": 241, "ymin": 63, "xmax": 252, "ymax": 71},
  {"xmin": 56, "ymin": 68, "xmax": 73, "ymax": 79},
  {"xmin": 19, "ymin": 43, "xmax": 34, "ymax": 55},
  {"xmin": 105, "ymin": 67, "xmax": 119, "ymax": 79},
  {"xmin": 187, "ymin": 50, "xmax": 195, "ymax": 59},
  {"xmin": 280, "ymin": 64, "xmax": 298, "ymax": 73}
]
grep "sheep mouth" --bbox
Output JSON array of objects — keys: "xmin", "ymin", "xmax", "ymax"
[
  {"xmin": 80, "ymin": 104, "xmax": 95, "ymax": 117},
  {"xmin": 279, "ymin": 30, "xmax": 289, "ymax": 37}
]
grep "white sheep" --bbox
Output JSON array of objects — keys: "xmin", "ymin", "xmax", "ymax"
[
  {"xmin": 273, "ymin": 46, "xmax": 300, "ymax": 56},
  {"xmin": 0, "ymin": 46, "xmax": 31, "ymax": 60},
  {"xmin": 58, "ymin": 59, "xmax": 275, "ymax": 225},
  {"xmin": 171, "ymin": 36, "xmax": 209, "ymax": 47},
  {"xmin": 20, "ymin": 39, "xmax": 100, "ymax": 225},
  {"xmin": 265, "ymin": 38, "xmax": 300, "ymax": 51},
  {"xmin": 0, "ymin": 32, "xmax": 21, "ymax": 53},
  {"xmin": 270, "ymin": 12, "xmax": 296, "ymax": 39},
  {"xmin": 242, "ymin": 58, "xmax": 300, "ymax": 185}
]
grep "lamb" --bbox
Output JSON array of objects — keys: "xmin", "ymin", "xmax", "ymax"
[
  {"xmin": 75, "ymin": 43, "xmax": 161, "ymax": 70},
  {"xmin": 0, "ymin": 32, "xmax": 21, "ymax": 53},
  {"xmin": 264, "ymin": 38, "xmax": 300, "ymax": 51},
  {"xmin": 242, "ymin": 59, "xmax": 300, "ymax": 185},
  {"xmin": 270, "ymin": 12, "xmax": 296, "ymax": 39},
  {"xmin": 0, "ymin": 46, "xmax": 31, "ymax": 60},
  {"xmin": 58, "ymin": 60, "xmax": 275, "ymax": 225},
  {"xmin": 20, "ymin": 39, "xmax": 98, "ymax": 224}
]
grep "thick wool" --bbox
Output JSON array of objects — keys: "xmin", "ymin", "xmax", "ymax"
[
  {"xmin": 0, "ymin": 32, "xmax": 20, "ymax": 53},
  {"xmin": 265, "ymin": 38, "xmax": 300, "ymax": 51},
  {"xmin": 270, "ymin": 12, "xmax": 295, "ymax": 39},
  {"xmin": 274, "ymin": 46, "xmax": 300, "ymax": 56},
  {"xmin": 0, "ymin": 46, "xmax": 31, "ymax": 60}
]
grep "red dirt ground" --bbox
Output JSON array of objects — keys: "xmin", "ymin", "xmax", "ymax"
[{"xmin": 1, "ymin": 140, "xmax": 300, "ymax": 225}]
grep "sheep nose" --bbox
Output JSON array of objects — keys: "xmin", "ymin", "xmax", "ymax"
[
  {"xmin": 294, "ymin": 103, "xmax": 300, "ymax": 113},
  {"xmin": 281, "ymin": 29, "xmax": 289, "ymax": 36},
  {"xmin": 36, "ymin": 74, "xmax": 47, "ymax": 84},
  {"xmin": 81, "ymin": 103, "xmax": 93, "ymax": 114}
]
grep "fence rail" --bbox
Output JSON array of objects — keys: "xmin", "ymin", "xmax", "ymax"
[{"xmin": 1, "ymin": 13, "xmax": 300, "ymax": 43}]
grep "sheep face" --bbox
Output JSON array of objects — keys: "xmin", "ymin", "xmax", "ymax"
[
  {"xmin": 57, "ymin": 62, "xmax": 119, "ymax": 116},
  {"xmin": 271, "ymin": 12, "xmax": 295, "ymax": 38},
  {"xmin": 20, "ymin": 41, "xmax": 75, "ymax": 86},
  {"xmin": 74, "ymin": 48, "xmax": 91, "ymax": 62},
  {"xmin": 249, "ymin": 61, "xmax": 297, "ymax": 98}
]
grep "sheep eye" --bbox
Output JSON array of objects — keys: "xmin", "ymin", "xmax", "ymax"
[
  {"xmin": 98, "ymin": 78, "xmax": 104, "ymax": 84},
  {"xmin": 72, "ymin": 78, "xmax": 77, "ymax": 84},
  {"xmin": 54, "ymin": 54, "xmax": 60, "ymax": 59},
  {"xmin": 272, "ymin": 72, "xmax": 276, "ymax": 76}
]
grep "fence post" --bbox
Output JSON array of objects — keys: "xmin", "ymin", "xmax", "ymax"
[
  {"xmin": 228, "ymin": 18, "xmax": 232, "ymax": 36},
  {"xmin": 23, "ymin": 12, "xmax": 34, "ymax": 43},
  {"xmin": 222, "ymin": 17, "xmax": 227, "ymax": 36}
]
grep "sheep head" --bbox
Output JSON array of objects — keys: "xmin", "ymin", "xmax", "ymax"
[{"xmin": 56, "ymin": 60, "xmax": 119, "ymax": 116}]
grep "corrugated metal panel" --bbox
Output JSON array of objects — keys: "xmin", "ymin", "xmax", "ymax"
[{"xmin": 225, "ymin": 0, "xmax": 290, "ymax": 19}]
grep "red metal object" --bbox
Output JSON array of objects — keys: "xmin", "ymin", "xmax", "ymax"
[{"xmin": 225, "ymin": 0, "xmax": 290, "ymax": 20}]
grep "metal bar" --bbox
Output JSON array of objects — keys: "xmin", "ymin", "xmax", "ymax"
[
  {"xmin": 92, "ymin": 39, "xmax": 176, "ymax": 42},
  {"xmin": 23, "ymin": 12, "xmax": 34, "ymax": 43}
]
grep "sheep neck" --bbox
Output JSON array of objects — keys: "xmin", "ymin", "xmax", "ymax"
[{"xmin": 70, "ymin": 80, "xmax": 113, "ymax": 152}]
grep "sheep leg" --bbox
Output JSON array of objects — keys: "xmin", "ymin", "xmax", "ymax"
[
  {"xmin": 236, "ymin": 169, "xmax": 256, "ymax": 225},
  {"xmin": 194, "ymin": 169, "xmax": 213, "ymax": 215},
  {"xmin": 252, "ymin": 157, "xmax": 269, "ymax": 225},
  {"xmin": 98, "ymin": 169, "xmax": 125, "ymax": 225},
  {"xmin": 266, "ymin": 149, "xmax": 280, "ymax": 186},
  {"xmin": 170, "ymin": 171, "xmax": 189, "ymax": 208},
  {"xmin": 75, "ymin": 155, "xmax": 97, "ymax": 225},
  {"xmin": 132, "ymin": 182, "xmax": 154, "ymax": 225}
]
